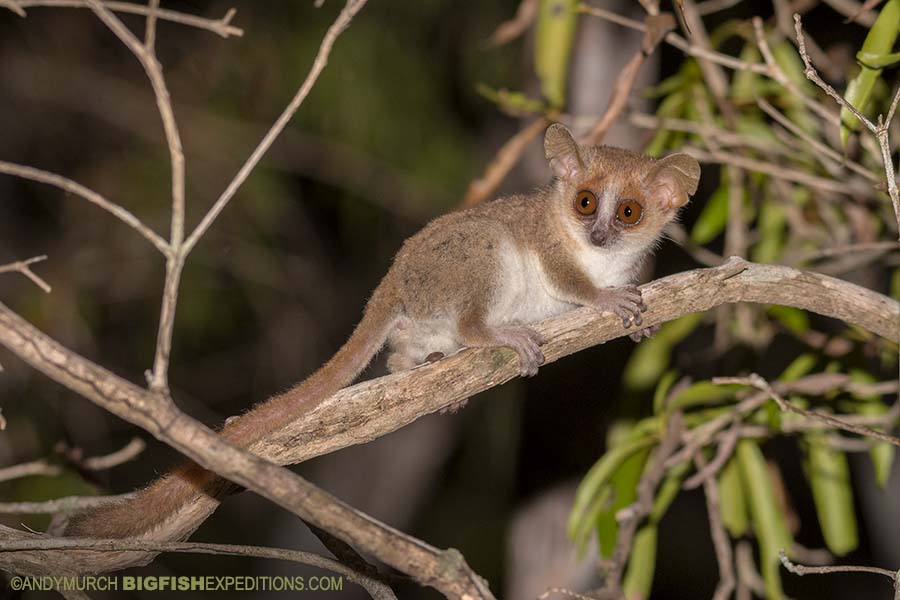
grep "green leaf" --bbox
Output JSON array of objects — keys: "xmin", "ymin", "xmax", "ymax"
[
  {"xmin": 737, "ymin": 440, "xmax": 792, "ymax": 600},
  {"xmin": 731, "ymin": 44, "xmax": 763, "ymax": 103},
  {"xmin": 623, "ymin": 525, "xmax": 657, "ymax": 600},
  {"xmin": 653, "ymin": 370, "xmax": 680, "ymax": 415},
  {"xmin": 645, "ymin": 90, "xmax": 687, "ymax": 156},
  {"xmin": 778, "ymin": 353, "xmax": 818, "ymax": 382},
  {"xmin": 866, "ymin": 407, "xmax": 895, "ymax": 488},
  {"xmin": 691, "ymin": 180, "xmax": 729, "ymax": 244},
  {"xmin": 669, "ymin": 382, "xmax": 744, "ymax": 411},
  {"xmin": 597, "ymin": 447, "xmax": 652, "ymax": 558},
  {"xmin": 841, "ymin": 0, "xmax": 900, "ymax": 144},
  {"xmin": 751, "ymin": 196, "xmax": 787, "ymax": 263},
  {"xmin": 857, "ymin": 50, "xmax": 900, "ymax": 68},
  {"xmin": 850, "ymin": 370, "xmax": 896, "ymax": 488},
  {"xmin": 569, "ymin": 436, "xmax": 658, "ymax": 539},
  {"xmin": 804, "ymin": 432, "xmax": 859, "ymax": 555},
  {"xmin": 535, "ymin": 0, "xmax": 578, "ymax": 108},
  {"xmin": 890, "ymin": 269, "xmax": 900, "ymax": 300},
  {"xmin": 768, "ymin": 306, "xmax": 810, "ymax": 335},
  {"xmin": 474, "ymin": 84, "xmax": 546, "ymax": 115},
  {"xmin": 772, "ymin": 40, "xmax": 814, "ymax": 93},
  {"xmin": 718, "ymin": 457, "xmax": 748, "ymax": 537},
  {"xmin": 621, "ymin": 460, "xmax": 688, "ymax": 598}
]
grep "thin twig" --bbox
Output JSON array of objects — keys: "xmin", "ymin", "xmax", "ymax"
[
  {"xmin": 0, "ymin": 537, "xmax": 397, "ymax": 600},
  {"xmin": 486, "ymin": 0, "xmax": 538, "ymax": 46},
  {"xmin": 713, "ymin": 374, "xmax": 900, "ymax": 447},
  {"xmin": 0, "ymin": 162, "xmax": 169, "ymax": 254},
  {"xmin": 0, "ymin": 255, "xmax": 50, "ymax": 293},
  {"xmin": 684, "ymin": 420, "xmax": 740, "ymax": 489},
  {"xmin": 86, "ymin": 0, "xmax": 188, "ymax": 392},
  {"xmin": 0, "ymin": 494, "xmax": 134, "ymax": 514},
  {"xmin": 143, "ymin": 0, "xmax": 159, "ymax": 53},
  {"xmin": 752, "ymin": 17, "xmax": 837, "ymax": 124},
  {"xmin": 794, "ymin": 13, "xmax": 900, "ymax": 237},
  {"xmin": 756, "ymin": 96, "xmax": 880, "ymax": 183},
  {"xmin": 696, "ymin": 454, "xmax": 736, "ymax": 600},
  {"xmin": 6, "ymin": 1, "xmax": 242, "ymax": 37},
  {"xmin": 599, "ymin": 413, "xmax": 684, "ymax": 597},
  {"xmin": 780, "ymin": 550, "xmax": 898, "ymax": 581},
  {"xmin": 459, "ymin": 116, "xmax": 550, "ymax": 208},
  {"xmin": 0, "ymin": 437, "xmax": 146, "ymax": 483},
  {"xmin": 583, "ymin": 13, "xmax": 675, "ymax": 145},
  {"xmin": 737, "ymin": 541, "xmax": 767, "ymax": 597},
  {"xmin": 79, "ymin": 437, "xmax": 146, "ymax": 470},
  {"xmin": 579, "ymin": 4, "xmax": 770, "ymax": 74},
  {"xmin": 683, "ymin": 146, "xmax": 873, "ymax": 197},
  {"xmin": 184, "ymin": 0, "xmax": 370, "ymax": 254}
]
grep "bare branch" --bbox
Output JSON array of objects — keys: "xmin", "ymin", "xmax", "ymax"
[
  {"xmin": 682, "ymin": 146, "xmax": 873, "ymax": 197},
  {"xmin": 84, "ymin": 0, "xmax": 190, "ymax": 393},
  {"xmin": 6, "ymin": 1, "xmax": 242, "ymax": 38},
  {"xmin": 756, "ymin": 96, "xmax": 879, "ymax": 183},
  {"xmin": 780, "ymin": 550, "xmax": 898, "ymax": 582},
  {"xmin": 79, "ymin": 437, "xmax": 146, "ymax": 470},
  {"xmin": 579, "ymin": 4, "xmax": 770, "ymax": 74},
  {"xmin": 0, "ymin": 260, "xmax": 897, "ymax": 579},
  {"xmin": 0, "ymin": 255, "xmax": 50, "ymax": 293},
  {"xmin": 0, "ymin": 533, "xmax": 397, "ymax": 600},
  {"xmin": 582, "ymin": 13, "xmax": 674, "ymax": 145},
  {"xmin": 460, "ymin": 117, "xmax": 550, "ymax": 208},
  {"xmin": 0, "ymin": 437, "xmax": 145, "ymax": 483},
  {"xmin": 0, "ymin": 162, "xmax": 169, "ymax": 254},
  {"xmin": 0, "ymin": 304, "xmax": 491, "ymax": 598},
  {"xmin": 486, "ymin": 0, "xmax": 538, "ymax": 46},
  {"xmin": 752, "ymin": 17, "xmax": 838, "ymax": 124},
  {"xmin": 597, "ymin": 412, "xmax": 683, "ymax": 598},
  {"xmin": 712, "ymin": 373, "xmax": 900, "ymax": 447},
  {"xmin": 143, "ymin": 0, "xmax": 159, "ymax": 53},
  {"xmin": 0, "ymin": 494, "xmax": 134, "ymax": 514},
  {"xmin": 793, "ymin": 13, "xmax": 900, "ymax": 236},
  {"xmin": 696, "ymin": 454, "xmax": 735, "ymax": 600},
  {"xmin": 183, "ymin": 0, "xmax": 370, "ymax": 254}
]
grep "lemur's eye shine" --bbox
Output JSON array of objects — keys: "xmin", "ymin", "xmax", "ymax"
[
  {"xmin": 574, "ymin": 190, "xmax": 597, "ymax": 216},
  {"xmin": 616, "ymin": 200, "xmax": 643, "ymax": 225}
]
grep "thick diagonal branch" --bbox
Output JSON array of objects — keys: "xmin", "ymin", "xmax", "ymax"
[{"xmin": 0, "ymin": 259, "xmax": 897, "ymax": 578}]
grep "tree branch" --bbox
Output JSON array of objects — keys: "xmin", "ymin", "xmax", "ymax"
[
  {"xmin": 0, "ymin": 300, "xmax": 493, "ymax": 598},
  {"xmin": 182, "ymin": 0, "xmax": 369, "ymax": 254},
  {"xmin": 0, "ymin": 162, "xmax": 169, "ymax": 254},
  {"xmin": 0, "ymin": 258, "xmax": 897, "ymax": 579},
  {"xmin": 3, "ymin": 1, "xmax": 242, "ymax": 38},
  {"xmin": 0, "ymin": 255, "xmax": 50, "ymax": 293},
  {"xmin": 0, "ymin": 528, "xmax": 396, "ymax": 600}
]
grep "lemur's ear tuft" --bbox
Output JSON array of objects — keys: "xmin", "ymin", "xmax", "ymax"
[
  {"xmin": 648, "ymin": 153, "xmax": 701, "ymax": 209},
  {"xmin": 544, "ymin": 123, "xmax": 585, "ymax": 182}
]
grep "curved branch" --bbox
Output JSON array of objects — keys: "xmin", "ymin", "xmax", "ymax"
[
  {"xmin": 0, "ymin": 258, "xmax": 897, "ymax": 576},
  {"xmin": 0, "ymin": 529, "xmax": 397, "ymax": 600}
]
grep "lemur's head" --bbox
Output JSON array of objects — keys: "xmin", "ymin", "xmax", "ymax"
[{"xmin": 544, "ymin": 123, "xmax": 700, "ymax": 254}]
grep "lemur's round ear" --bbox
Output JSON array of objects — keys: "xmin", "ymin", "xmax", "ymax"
[
  {"xmin": 544, "ymin": 123, "xmax": 585, "ymax": 181},
  {"xmin": 649, "ymin": 153, "xmax": 701, "ymax": 209}
]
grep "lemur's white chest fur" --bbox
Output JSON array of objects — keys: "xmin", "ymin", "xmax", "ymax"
[{"xmin": 490, "ymin": 238, "xmax": 644, "ymax": 327}]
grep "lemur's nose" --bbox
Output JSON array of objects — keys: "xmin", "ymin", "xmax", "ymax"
[{"xmin": 590, "ymin": 229, "xmax": 609, "ymax": 247}]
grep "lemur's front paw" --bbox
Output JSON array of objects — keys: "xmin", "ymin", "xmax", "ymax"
[
  {"xmin": 496, "ymin": 326, "xmax": 546, "ymax": 377},
  {"xmin": 630, "ymin": 324, "xmax": 660, "ymax": 342},
  {"xmin": 594, "ymin": 285, "xmax": 647, "ymax": 328}
]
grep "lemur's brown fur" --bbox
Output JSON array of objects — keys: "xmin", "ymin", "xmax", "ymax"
[{"xmin": 66, "ymin": 124, "xmax": 700, "ymax": 540}]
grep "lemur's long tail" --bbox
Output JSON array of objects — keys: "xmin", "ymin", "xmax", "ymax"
[{"xmin": 65, "ymin": 281, "xmax": 399, "ymax": 540}]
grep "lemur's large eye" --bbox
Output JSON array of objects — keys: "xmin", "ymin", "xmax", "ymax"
[
  {"xmin": 616, "ymin": 200, "xmax": 643, "ymax": 226},
  {"xmin": 574, "ymin": 190, "xmax": 597, "ymax": 216}
]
